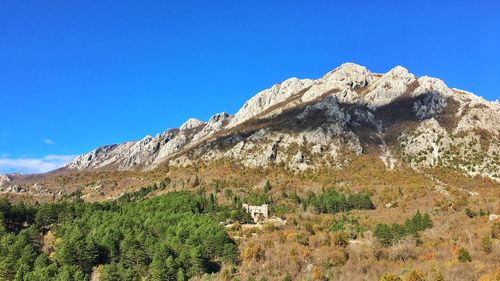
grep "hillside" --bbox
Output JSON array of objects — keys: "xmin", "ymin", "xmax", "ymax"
[{"xmin": 1, "ymin": 63, "xmax": 499, "ymax": 281}]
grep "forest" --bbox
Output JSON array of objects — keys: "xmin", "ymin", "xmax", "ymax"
[
  {"xmin": 0, "ymin": 185, "xmax": 377, "ymax": 281},
  {"xmin": 0, "ymin": 192, "xmax": 237, "ymax": 281}
]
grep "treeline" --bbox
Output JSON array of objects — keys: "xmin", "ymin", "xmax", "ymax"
[
  {"xmin": 0, "ymin": 192, "xmax": 237, "ymax": 281},
  {"xmin": 286, "ymin": 189, "xmax": 375, "ymax": 214},
  {"xmin": 373, "ymin": 211, "xmax": 433, "ymax": 246}
]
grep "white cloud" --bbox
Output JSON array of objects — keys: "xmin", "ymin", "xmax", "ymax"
[
  {"xmin": 0, "ymin": 155, "xmax": 76, "ymax": 174},
  {"xmin": 43, "ymin": 139, "xmax": 56, "ymax": 145}
]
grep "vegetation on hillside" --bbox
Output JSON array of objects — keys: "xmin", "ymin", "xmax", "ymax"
[
  {"xmin": 0, "ymin": 193, "xmax": 237, "ymax": 280},
  {"xmin": 2, "ymin": 159, "xmax": 500, "ymax": 280},
  {"xmin": 373, "ymin": 211, "xmax": 433, "ymax": 246}
]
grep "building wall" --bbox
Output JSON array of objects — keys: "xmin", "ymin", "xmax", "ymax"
[{"xmin": 243, "ymin": 204, "xmax": 269, "ymax": 222}]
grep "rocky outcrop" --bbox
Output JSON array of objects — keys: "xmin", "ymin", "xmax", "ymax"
[
  {"xmin": 228, "ymin": 78, "xmax": 313, "ymax": 128},
  {"xmin": 0, "ymin": 174, "xmax": 11, "ymax": 186},
  {"xmin": 364, "ymin": 66, "xmax": 416, "ymax": 108},
  {"xmin": 64, "ymin": 63, "xmax": 500, "ymax": 181}
]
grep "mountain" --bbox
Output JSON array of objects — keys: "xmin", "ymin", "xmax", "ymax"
[
  {"xmin": 2, "ymin": 63, "xmax": 499, "ymax": 281},
  {"xmin": 64, "ymin": 63, "xmax": 500, "ymax": 182}
]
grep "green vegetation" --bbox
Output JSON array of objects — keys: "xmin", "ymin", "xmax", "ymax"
[
  {"xmin": 464, "ymin": 208, "xmax": 475, "ymax": 218},
  {"xmin": 306, "ymin": 189, "xmax": 375, "ymax": 214},
  {"xmin": 331, "ymin": 214, "xmax": 365, "ymax": 239},
  {"xmin": 243, "ymin": 191, "xmax": 273, "ymax": 206},
  {"xmin": 379, "ymin": 272, "xmax": 402, "ymax": 281},
  {"xmin": 457, "ymin": 247, "xmax": 472, "ymax": 262},
  {"xmin": 373, "ymin": 211, "xmax": 433, "ymax": 246},
  {"xmin": 0, "ymin": 192, "xmax": 237, "ymax": 280},
  {"xmin": 481, "ymin": 236, "xmax": 492, "ymax": 253}
]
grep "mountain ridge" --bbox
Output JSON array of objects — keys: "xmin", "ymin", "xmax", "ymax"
[{"xmin": 60, "ymin": 63, "xmax": 500, "ymax": 184}]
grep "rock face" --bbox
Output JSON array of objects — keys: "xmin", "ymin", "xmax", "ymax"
[
  {"xmin": 0, "ymin": 174, "xmax": 11, "ymax": 186},
  {"xmin": 65, "ymin": 63, "xmax": 500, "ymax": 181}
]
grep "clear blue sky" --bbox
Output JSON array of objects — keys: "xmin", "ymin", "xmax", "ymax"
[{"xmin": 0, "ymin": 0, "xmax": 499, "ymax": 173}]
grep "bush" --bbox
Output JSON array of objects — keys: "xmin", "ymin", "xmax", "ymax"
[
  {"xmin": 481, "ymin": 236, "xmax": 493, "ymax": 253},
  {"xmin": 332, "ymin": 232, "xmax": 349, "ymax": 247},
  {"xmin": 296, "ymin": 233, "xmax": 309, "ymax": 246},
  {"xmin": 403, "ymin": 270, "xmax": 425, "ymax": 281},
  {"xmin": 241, "ymin": 244, "xmax": 265, "ymax": 262},
  {"xmin": 263, "ymin": 180, "xmax": 272, "ymax": 193},
  {"xmin": 492, "ymin": 222, "xmax": 500, "ymax": 239},
  {"xmin": 305, "ymin": 223, "xmax": 315, "ymax": 235},
  {"xmin": 331, "ymin": 214, "xmax": 364, "ymax": 239},
  {"xmin": 457, "ymin": 247, "xmax": 471, "ymax": 262},
  {"xmin": 380, "ymin": 272, "xmax": 402, "ymax": 281},
  {"xmin": 465, "ymin": 208, "xmax": 475, "ymax": 218},
  {"xmin": 388, "ymin": 238, "xmax": 417, "ymax": 261}
]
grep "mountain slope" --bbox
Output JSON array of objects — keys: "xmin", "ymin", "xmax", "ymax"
[{"xmin": 64, "ymin": 63, "xmax": 500, "ymax": 182}]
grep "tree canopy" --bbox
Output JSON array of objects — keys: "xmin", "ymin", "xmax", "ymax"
[{"xmin": 0, "ymin": 192, "xmax": 237, "ymax": 280}]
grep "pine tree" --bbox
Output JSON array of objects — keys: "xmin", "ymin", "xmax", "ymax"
[
  {"xmin": 422, "ymin": 214, "xmax": 433, "ymax": 229},
  {"xmin": 374, "ymin": 224, "xmax": 394, "ymax": 246}
]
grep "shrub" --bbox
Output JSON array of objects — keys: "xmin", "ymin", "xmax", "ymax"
[
  {"xmin": 389, "ymin": 238, "xmax": 417, "ymax": 261},
  {"xmin": 431, "ymin": 270, "xmax": 445, "ymax": 281},
  {"xmin": 241, "ymin": 244, "xmax": 265, "ymax": 262},
  {"xmin": 380, "ymin": 272, "xmax": 402, "ymax": 281},
  {"xmin": 296, "ymin": 233, "xmax": 309, "ymax": 246},
  {"xmin": 305, "ymin": 223, "xmax": 315, "ymax": 234},
  {"xmin": 457, "ymin": 247, "xmax": 471, "ymax": 262},
  {"xmin": 403, "ymin": 270, "xmax": 425, "ymax": 281},
  {"xmin": 263, "ymin": 180, "xmax": 272, "ymax": 193},
  {"xmin": 331, "ymin": 214, "xmax": 364, "ymax": 239},
  {"xmin": 312, "ymin": 266, "xmax": 325, "ymax": 280},
  {"xmin": 492, "ymin": 222, "xmax": 500, "ymax": 239},
  {"xmin": 465, "ymin": 208, "xmax": 475, "ymax": 218},
  {"xmin": 479, "ymin": 209, "xmax": 487, "ymax": 217},
  {"xmin": 481, "ymin": 236, "xmax": 493, "ymax": 253},
  {"xmin": 332, "ymin": 232, "xmax": 349, "ymax": 247}
]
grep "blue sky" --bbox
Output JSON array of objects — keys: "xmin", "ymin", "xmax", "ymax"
[{"xmin": 0, "ymin": 0, "xmax": 499, "ymax": 174}]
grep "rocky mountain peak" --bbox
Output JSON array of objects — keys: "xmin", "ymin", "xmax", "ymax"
[
  {"xmin": 208, "ymin": 112, "xmax": 230, "ymax": 124},
  {"xmin": 180, "ymin": 118, "xmax": 205, "ymax": 131},
  {"xmin": 364, "ymin": 65, "xmax": 416, "ymax": 108},
  {"xmin": 322, "ymin": 62, "xmax": 374, "ymax": 89},
  {"xmin": 63, "ymin": 63, "xmax": 500, "ymax": 182},
  {"xmin": 228, "ymin": 77, "xmax": 314, "ymax": 128}
]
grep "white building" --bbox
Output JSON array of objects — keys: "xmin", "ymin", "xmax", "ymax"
[{"xmin": 243, "ymin": 204, "xmax": 269, "ymax": 222}]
